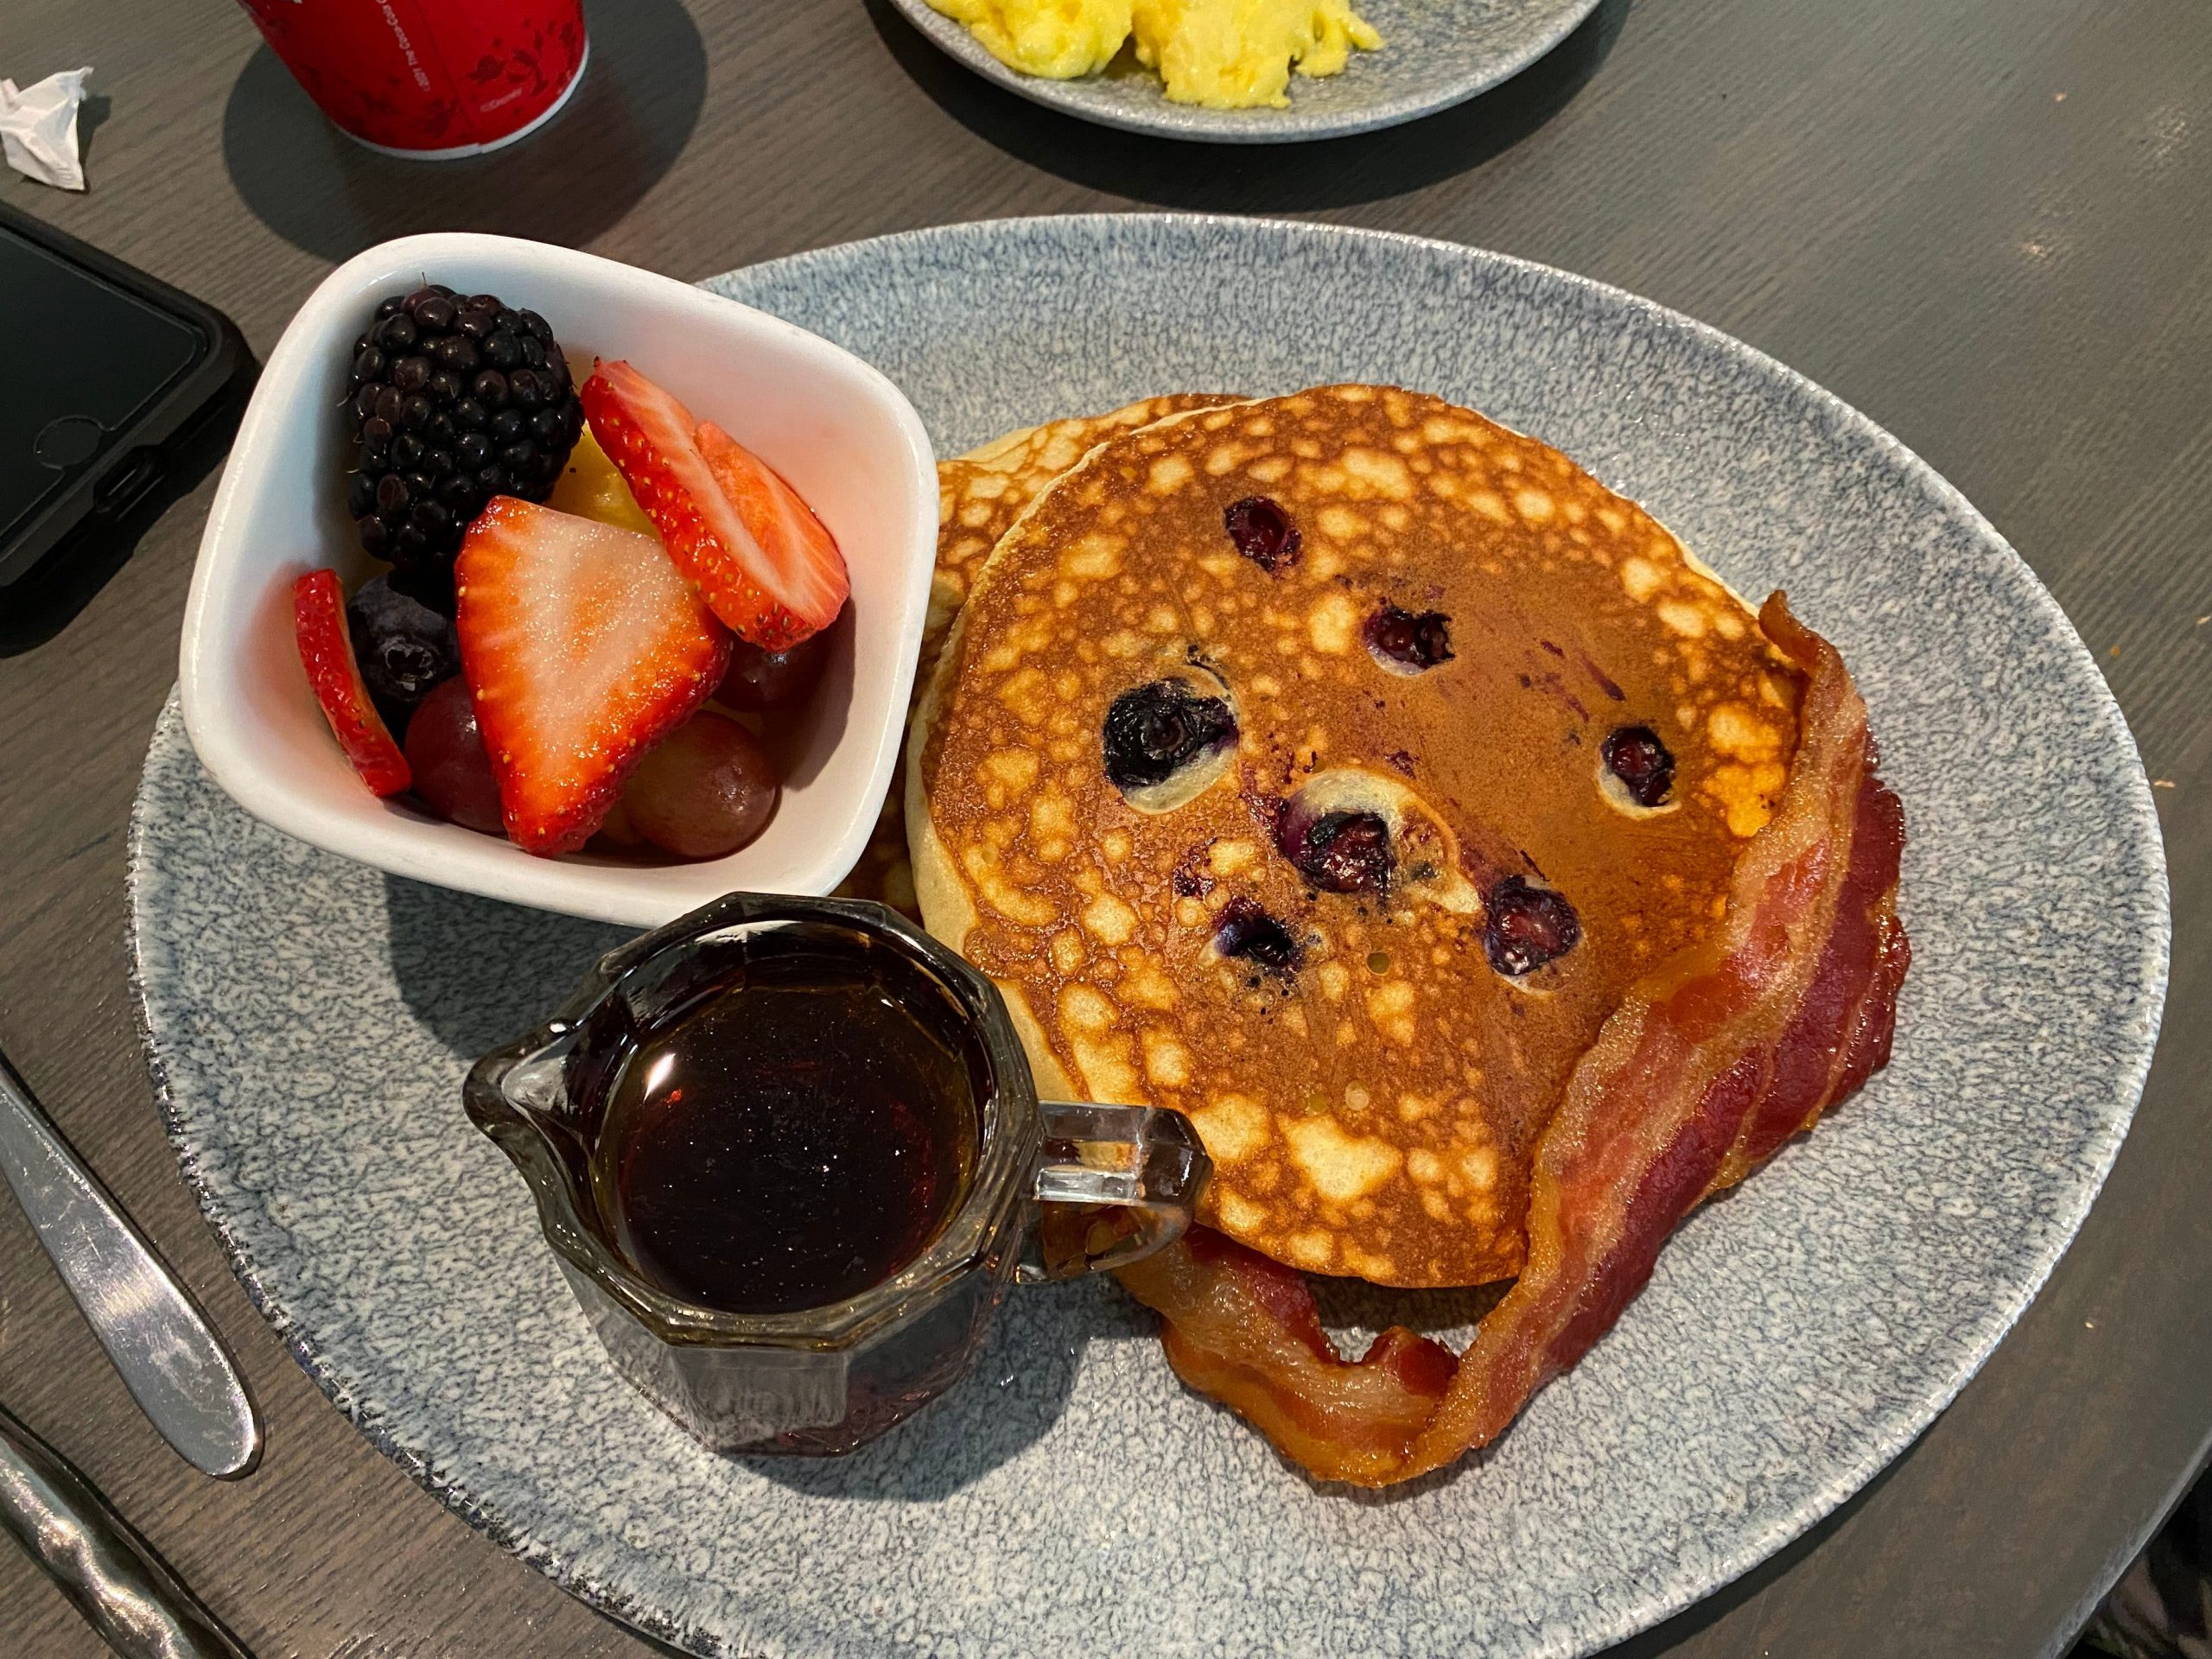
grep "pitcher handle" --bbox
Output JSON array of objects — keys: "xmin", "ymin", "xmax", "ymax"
[{"xmin": 1020, "ymin": 1102, "xmax": 1211, "ymax": 1284}]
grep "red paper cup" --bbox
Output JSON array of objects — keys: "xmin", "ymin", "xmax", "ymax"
[{"xmin": 238, "ymin": 0, "xmax": 588, "ymax": 159}]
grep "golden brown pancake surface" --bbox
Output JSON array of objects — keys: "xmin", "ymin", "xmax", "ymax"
[
  {"xmin": 838, "ymin": 394, "xmax": 1242, "ymax": 915},
  {"xmin": 911, "ymin": 385, "xmax": 1805, "ymax": 1288}
]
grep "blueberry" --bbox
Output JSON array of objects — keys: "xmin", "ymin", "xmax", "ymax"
[
  {"xmin": 1102, "ymin": 680, "xmax": 1238, "ymax": 793},
  {"xmin": 1366, "ymin": 605, "xmax": 1453, "ymax": 671},
  {"xmin": 1214, "ymin": 897, "xmax": 1300, "ymax": 974},
  {"xmin": 346, "ymin": 575, "xmax": 460, "ymax": 728},
  {"xmin": 1276, "ymin": 809, "xmax": 1392, "ymax": 895},
  {"xmin": 1602, "ymin": 725, "xmax": 1675, "ymax": 807},
  {"xmin": 1484, "ymin": 878, "xmax": 1581, "ymax": 976},
  {"xmin": 1223, "ymin": 496, "xmax": 1300, "ymax": 573}
]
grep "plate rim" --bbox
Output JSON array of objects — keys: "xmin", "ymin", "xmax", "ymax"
[
  {"xmin": 130, "ymin": 212, "xmax": 2173, "ymax": 1659},
  {"xmin": 883, "ymin": 0, "xmax": 1609, "ymax": 143}
]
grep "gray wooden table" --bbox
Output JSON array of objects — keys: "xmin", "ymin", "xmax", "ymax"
[{"xmin": 2, "ymin": 1, "xmax": 2205, "ymax": 1655}]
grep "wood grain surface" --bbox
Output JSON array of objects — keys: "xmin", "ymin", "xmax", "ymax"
[{"xmin": 1, "ymin": 1, "xmax": 2205, "ymax": 1655}]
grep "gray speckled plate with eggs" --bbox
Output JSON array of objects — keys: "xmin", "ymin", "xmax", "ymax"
[
  {"xmin": 131, "ymin": 216, "xmax": 2169, "ymax": 1659},
  {"xmin": 886, "ymin": 0, "xmax": 1606, "ymax": 142}
]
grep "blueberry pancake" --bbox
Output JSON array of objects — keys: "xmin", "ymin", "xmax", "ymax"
[
  {"xmin": 908, "ymin": 384, "xmax": 1806, "ymax": 1288},
  {"xmin": 837, "ymin": 393, "xmax": 1241, "ymax": 915}
]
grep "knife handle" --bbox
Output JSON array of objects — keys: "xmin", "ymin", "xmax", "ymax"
[
  {"xmin": 0, "ymin": 1402, "xmax": 253, "ymax": 1658},
  {"xmin": 0, "ymin": 1049, "xmax": 260, "ymax": 1479}
]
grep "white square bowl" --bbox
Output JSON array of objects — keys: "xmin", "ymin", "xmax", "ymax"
[{"xmin": 180, "ymin": 233, "xmax": 938, "ymax": 929}]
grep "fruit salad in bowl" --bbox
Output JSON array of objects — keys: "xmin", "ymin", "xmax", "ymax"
[{"xmin": 181, "ymin": 235, "xmax": 937, "ymax": 926}]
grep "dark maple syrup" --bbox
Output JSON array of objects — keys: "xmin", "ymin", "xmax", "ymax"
[{"xmin": 587, "ymin": 934, "xmax": 982, "ymax": 1316}]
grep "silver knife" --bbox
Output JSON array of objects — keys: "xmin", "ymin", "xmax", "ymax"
[
  {"xmin": 0, "ymin": 1047, "xmax": 260, "ymax": 1479},
  {"xmin": 0, "ymin": 1400, "xmax": 252, "ymax": 1658}
]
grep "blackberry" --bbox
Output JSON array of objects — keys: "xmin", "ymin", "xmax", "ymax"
[{"xmin": 342, "ymin": 284, "xmax": 583, "ymax": 612}]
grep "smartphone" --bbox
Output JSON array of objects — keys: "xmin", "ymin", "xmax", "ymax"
[{"xmin": 0, "ymin": 202, "xmax": 247, "ymax": 593}]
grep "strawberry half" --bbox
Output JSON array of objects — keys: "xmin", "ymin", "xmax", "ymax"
[
  {"xmin": 580, "ymin": 360, "xmax": 849, "ymax": 651},
  {"xmin": 293, "ymin": 568, "xmax": 410, "ymax": 797},
  {"xmin": 455, "ymin": 497, "xmax": 730, "ymax": 856}
]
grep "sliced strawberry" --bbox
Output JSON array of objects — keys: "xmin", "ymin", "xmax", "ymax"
[
  {"xmin": 292, "ymin": 569, "xmax": 410, "ymax": 797},
  {"xmin": 580, "ymin": 360, "xmax": 849, "ymax": 651},
  {"xmin": 455, "ymin": 497, "xmax": 730, "ymax": 856},
  {"xmin": 694, "ymin": 421, "xmax": 848, "ymax": 632}
]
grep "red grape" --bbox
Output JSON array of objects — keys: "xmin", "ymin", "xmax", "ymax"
[
  {"xmin": 404, "ymin": 677, "xmax": 505, "ymax": 835},
  {"xmin": 622, "ymin": 712, "xmax": 779, "ymax": 858},
  {"xmin": 716, "ymin": 631, "xmax": 830, "ymax": 712}
]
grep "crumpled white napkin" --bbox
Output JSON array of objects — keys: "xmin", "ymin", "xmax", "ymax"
[{"xmin": 0, "ymin": 67, "xmax": 94, "ymax": 191}]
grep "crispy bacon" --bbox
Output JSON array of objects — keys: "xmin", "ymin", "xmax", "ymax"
[{"xmin": 1116, "ymin": 594, "xmax": 1910, "ymax": 1488}]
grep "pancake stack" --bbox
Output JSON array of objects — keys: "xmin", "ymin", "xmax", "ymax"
[{"xmin": 906, "ymin": 384, "xmax": 1806, "ymax": 1288}]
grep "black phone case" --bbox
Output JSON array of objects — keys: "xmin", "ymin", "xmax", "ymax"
[{"xmin": 0, "ymin": 202, "xmax": 248, "ymax": 590}]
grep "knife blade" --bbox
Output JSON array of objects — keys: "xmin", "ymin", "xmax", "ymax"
[{"xmin": 0, "ymin": 1046, "xmax": 259, "ymax": 1479}]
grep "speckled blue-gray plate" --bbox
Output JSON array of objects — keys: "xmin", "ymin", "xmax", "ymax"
[
  {"xmin": 886, "ymin": 0, "xmax": 1604, "ymax": 142},
  {"xmin": 133, "ymin": 217, "xmax": 2169, "ymax": 1659}
]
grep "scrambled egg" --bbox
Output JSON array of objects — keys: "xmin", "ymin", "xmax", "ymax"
[{"xmin": 928, "ymin": 0, "xmax": 1380, "ymax": 109}]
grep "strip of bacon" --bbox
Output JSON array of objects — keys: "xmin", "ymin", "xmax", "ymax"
[
  {"xmin": 1117, "ymin": 1228, "xmax": 1459, "ymax": 1486},
  {"xmin": 1117, "ymin": 594, "xmax": 1909, "ymax": 1488}
]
